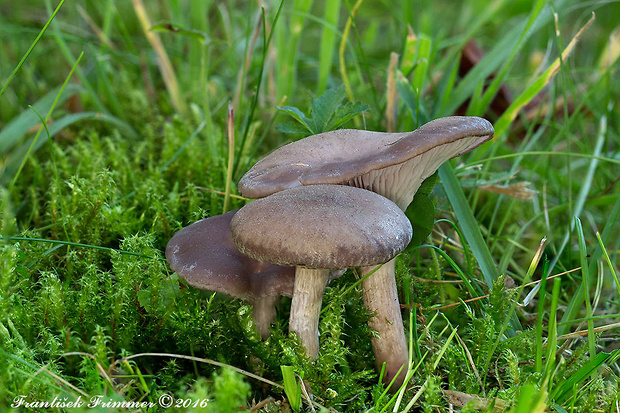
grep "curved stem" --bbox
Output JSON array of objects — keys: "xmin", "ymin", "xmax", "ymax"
[
  {"xmin": 289, "ymin": 267, "xmax": 330, "ymax": 358},
  {"xmin": 360, "ymin": 259, "xmax": 408, "ymax": 389},
  {"xmin": 252, "ymin": 295, "xmax": 281, "ymax": 340}
]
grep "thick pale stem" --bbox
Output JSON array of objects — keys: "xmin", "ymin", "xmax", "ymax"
[
  {"xmin": 252, "ymin": 295, "xmax": 281, "ymax": 340},
  {"xmin": 361, "ymin": 259, "xmax": 408, "ymax": 388},
  {"xmin": 289, "ymin": 267, "xmax": 330, "ymax": 359}
]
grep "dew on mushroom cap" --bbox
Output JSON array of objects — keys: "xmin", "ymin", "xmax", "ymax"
[
  {"xmin": 229, "ymin": 185, "xmax": 412, "ymax": 359},
  {"xmin": 165, "ymin": 210, "xmax": 295, "ymax": 339}
]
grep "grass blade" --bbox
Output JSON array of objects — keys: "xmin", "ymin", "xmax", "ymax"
[
  {"xmin": 281, "ymin": 366, "xmax": 302, "ymax": 411},
  {"xmin": 557, "ymin": 113, "xmax": 607, "ymax": 335},
  {"xmin": 482, "ymin": 238, "xmax": 546, "ymax": 385},
  {"xmin": 0, "ymin": 84, "xmax": 82, "ymax": 154},
  {"xmin": 1, "ymin": 235, "xmax": 163, "ymax": 261},
  {"xmin": 395, "ymin": 69, "xmax": 428, "ymax": 128},
  {"xmin": 235, "ymin": 1, "xmax": 285, "ymax": 175},
  {"xmin": 0, "ymin": 0, "xmax": 65, "ymax": 98},
  {"xmin": 317, "ymin": 0, "xmax": 341, "ymax": 94},
  {"xmin": 223, "ymin": 103, "xmax": 235, "ymax": 213},
  {"xmin": 544, "ymin": 277, "xmax": 561, "ymax": 383},
  {"xmin": 385, "ymin": 53, "xmax": 398, "ymax": 132},
  {"xmin": 411, "ymin": 244, "xmax": 481, "ymax": 299},
  {"xmin": 535, "ymin": 258, "xmax": 549, "ymax": 373},
  {"xmin": 596, "ymin": 232, "xmax": 620, "ymax": 297},
  {"xmin": 552, "ymin": 350, "xmax": 620, "ymax": 404},
  {"xmin": 280, "ymin": 0, "xmax": 315, "ymax": 97},
  {"xmin": 469, "ymin": 0, "xmax": 547, "ymax": 117},
  {"xmin": 10, "ymin": 52, "xmax": 83, "ymax": 188},
  {"xmin": 132, "ymin": 0, "xmax": 186, "ymax": 115},
  {"xmin": 411, "ymin": 35, "xmax": 432, "ymax": 93},
  {"xmin": 574, "ymin": 217, "xmax": 595, "ymax": 361},
  {"xmin": 494, "ymin": 13, "xmax": 595, "ymax": 139},
  {"xmin": 4, "ymin": 112, "xmax": 137, "ymax": 176},
  {"xmin": 43, "ymin": 0, "xmax": 107, "ymax": 115},
  {"xmin": 338, "ymin": 0, "xmax": 364, "ymax": 103},
  {"xmin": 438, "ymin": 163, "xmax": 498, "ymax": 289}
]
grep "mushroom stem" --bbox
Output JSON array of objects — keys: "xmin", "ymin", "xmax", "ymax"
[
  {"xmin": 289, "ymin": 267, "xmax": 330, "ymax": 359},
  {"xmin": 360, "ymin": 259, "xmax": 408, "ymax": 388},
  {"xmin": 252, "ymin": 295, "xmax": 280, "ymax": 340}
]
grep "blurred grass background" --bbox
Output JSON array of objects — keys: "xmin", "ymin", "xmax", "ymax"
[{"xmin": 0, "ymin": 0, "xmax": 619, "ymax": 411}]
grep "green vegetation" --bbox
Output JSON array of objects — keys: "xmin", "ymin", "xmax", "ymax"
[{"xmin": 1, "ymin": 0, "xmax": 619, "ymax": 411}]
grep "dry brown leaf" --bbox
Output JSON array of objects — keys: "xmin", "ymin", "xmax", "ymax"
[
  {"xmin": 386, "ymin": 52, "xmax": 399, "ymax": 132},
  {"xmin": 478, "ymin": 182, "xmax": 538, "ymax": 200},
  {"xmin": 443, "ymin": 389, "xmax": 507, "ymax": 412}
]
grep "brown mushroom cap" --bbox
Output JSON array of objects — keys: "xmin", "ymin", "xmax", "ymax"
[
  {"xmin": 230, "ymin": 185, "xmax": 413, "ymax": 269},
  {"xmin": 238, "ymin": 116, "xmax": 494, "ymax": 209},
  {"xmin": 230, "ymin": 184, "xmax": 412, "ymax": 359},
  {"xmin": 165, "ymin": 210, "xmax": 295, "ymax": 302}
]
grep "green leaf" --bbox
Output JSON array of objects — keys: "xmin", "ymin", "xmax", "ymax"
[
  {"xmin": 276, "ymin": 105, "xmax": 312, "ymax": 131},
  {"xmin": 309, "ymin": 85, "xmax": 347, "ymax": 133},
  {"xmin": 405, "ymin": 193, "xmax": 435, "ymax": 249},
  {"xmin": 575, "ymin": 217, "xmax": 596, "ymax": 361},
  {"xmin": 417, "ymin": 172, "xmax": 439, "ymax": 197},
  {"xmin": 276, "ymin": 85, "xmax": 369, "ymax": 135},
  {"xmin": 275, "ymin": 105, "xmax": 304, "ymax": 120},
  {"xmin": 275, "ymin": 120, "xmax": 314, "ymax": 135},
  {"xmin": 328, "ymin": 101, "xmax": 370, "ymax": 131},
  {"xmin": 281, "ymin": 365, "xmax": 302, "ymax": 411}
]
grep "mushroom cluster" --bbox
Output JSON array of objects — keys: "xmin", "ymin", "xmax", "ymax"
[
  {"xmin": 230, "ymin": 184, "xmax": 412, "ymax": 361},
  {"xmin": 165, "ymin": 116, "xmax": 494, "ymax": 389}
]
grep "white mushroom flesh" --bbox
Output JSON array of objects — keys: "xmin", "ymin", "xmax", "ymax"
[{"xmin": 344, "ymin": 136, "xmax": 482, "ymax": 210}]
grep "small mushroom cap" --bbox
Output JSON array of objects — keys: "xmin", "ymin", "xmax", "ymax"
[
  {"xmin": 238, "ymin": 116, "xmax": 493, "ymax": 208},
  {"xmin": 165, "ymin": 210, "xmax": 295, "ymax": 301},
  {"xmin": 230, "ymin": 185, "xmax": 413, "ymax": 270}
]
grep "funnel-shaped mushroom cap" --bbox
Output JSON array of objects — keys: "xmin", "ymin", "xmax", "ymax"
[
  {"xmin": 239, "ymin": 116, "xmax": 494, "ymax": 209},
  {"xmin": 230, "ymin": 185, "xmax": 413, "ymax": 270},
  {"xmin": 166, "ymin": 210, "xmax": 295, "ymax": 301}
]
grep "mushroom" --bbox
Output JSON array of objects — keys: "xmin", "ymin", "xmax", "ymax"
[
  {"xmin": 237, "ymin": 116, "xmax": 494, "ymax": 386},
  {"xmin": 229, "ymin": 184, "xmax": 412, "ymax": 360},
  {"xmin": 165, "ymin": 210, "xmax": 295, "ymax": 339},
  {"xmin": 238, "ymin": 116, "xmax": 493, "ymax": 210}
]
